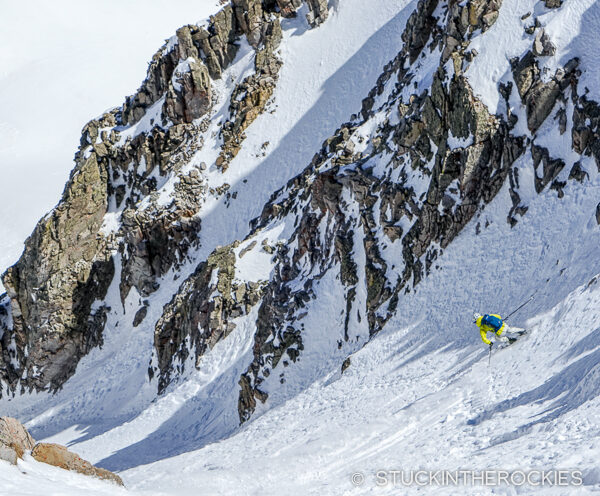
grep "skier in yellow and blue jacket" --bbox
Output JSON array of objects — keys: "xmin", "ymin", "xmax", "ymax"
[{"xmin": 473, "ymin": 313, "xmax": 526, "ymax": 347}]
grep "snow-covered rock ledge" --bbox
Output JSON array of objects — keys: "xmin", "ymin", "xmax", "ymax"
[{"xmin": 0, "ymin": 417, "xmax": 122, "ymax": 486}]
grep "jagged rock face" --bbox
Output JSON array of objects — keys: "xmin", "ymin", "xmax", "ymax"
[
  {"xmin": 164, "ymin": 58, "xmax": 212, "ymax": 124},
  {"xmin": 512, "ymin": 51, "xmax": 579, "ymax": 133},
  {"xmin": 122, "ymin": 25, "xmax": 213, "ymax": 127},
  {"xmin": 0, "ymin": 100, "xmax": 207, "ymax": 394},
  {"xmin": 231, "ymin": 0, "xmax": 517, "ymax": 420},
  {"xmin": 1, "ymin": 137, "xmax": 114, "ymax": 391},
  {"xmin": 0, "ymin": 0, "xmax": 329, "ymax": 397},
  {"xmin": 153, "ymin": 245, "xmax": 264, "ymax": 392},
  {"xmin": 146, "ymin": 0, "xmax": 600, "ymax": 425},
  {"xmin": 219, "ymin": 17, "xmax": 283, "ymax": 169},
  {"xmin": 2, "ymin": 0, "xmax": 600, "ymax": 433}
]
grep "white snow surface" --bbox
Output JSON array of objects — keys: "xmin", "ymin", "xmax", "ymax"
[
  {"xmin": 466, "ymin": 0, "xmax": 600, "ymax": 116},
  {"xmin": 0, "ymin": 455, "xmax": 133, "ymax": 496},
  {"xmin": 2, "ymin": 1, "xmax": 600, "ymax": 495},
  {"xmin": 4, "ymin": 150, "xmax": 600, "ymax": 496}
]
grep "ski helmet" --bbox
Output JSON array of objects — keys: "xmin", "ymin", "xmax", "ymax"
[{"xmin": 473, "ymin": 312, "xmax": 482, "ymax": 323}]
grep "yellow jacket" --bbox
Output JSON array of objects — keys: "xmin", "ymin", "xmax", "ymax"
[{"xmin": 475, "ymin": 314, "xmax": 506, "ymax": 345}]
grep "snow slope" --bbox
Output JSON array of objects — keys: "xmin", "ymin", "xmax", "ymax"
[
  {"xmin": 0, "ymin": 455, "xmax": 133, "ymax": 496},
  {"xmin": 0, "ymin": 0, "xmax": 417, "ymax": 463},
  {"xmin": 2, "ymin": 1, "xmax": 600, "ymax": 495},
  {"xmin": 5, "ymin": 127, "xmax": 600, "ymax": 496},
  {"xmin": 114, "ymin": 140, "xmax": 600, "ymax": 495},
  {"xmin": 466, "ymin": 0, "xmax": 600, "ymax": 113}
]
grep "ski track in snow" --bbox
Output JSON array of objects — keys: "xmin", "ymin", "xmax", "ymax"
[
  {"xmin": 117, "ymin": 153, "xmax": 600, "ymax": 496},
  {"xmin": 2, "ymin": 1, "xmax": 600, "ymax": 495},
  {"xmin": 0, "ymin": 0, "xmax": 417, "ymax": 470}
]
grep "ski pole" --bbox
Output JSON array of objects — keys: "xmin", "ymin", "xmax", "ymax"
[
  {"xmin": 504, "ymin": 295, "xmax": 534, "ymax": 322},
  {"xmin": 488, "ymin": 344, "xmax": 492, "ymax": 367}
]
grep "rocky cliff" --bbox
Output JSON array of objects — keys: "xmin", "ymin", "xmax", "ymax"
[
  {"xmin": 1, "ymin": 0, "xmax": 599, "ymax": 428},
  {"xmin": 0, "ymin": 0, "xmax": 325, "ymax": 396}
]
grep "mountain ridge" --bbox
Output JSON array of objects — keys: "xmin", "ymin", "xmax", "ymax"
[{"xmin": 1, "ymin": 2, "xmax": 600, "ymax": 492}]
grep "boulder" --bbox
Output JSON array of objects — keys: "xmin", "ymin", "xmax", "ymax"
[
  {"xmin": 164, "ymin": 59, "xmax": 212, "ymax": 124},
  {"xmin": 305, "ymin": 0, "xmax": 329, "ymax": 27},
  {"xmin": 133, "ymin": 305, "xmax": 148, "ymax": 328},
  {"xmin": 0, "ymin": 417, "xmax": 35, "ymax": 461},
  {"xmin": 0, "ymin": 445, "xmax": 17, "ymax": 465},
  {"xmin": 31, "ymin": 443, "xmax": 124, "ymax": 486},
  {"xmin": 544, "ymin": 0, "xmax": 562, "ymax": 8},
  {"xmin": 533, "ymin": 29, "xmax": 556, "ymax": 57}
]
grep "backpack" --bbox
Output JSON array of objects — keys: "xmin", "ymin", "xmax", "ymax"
[{"xmin": 483, "ymin": 314, "xmax": 503, "ymax": 331}]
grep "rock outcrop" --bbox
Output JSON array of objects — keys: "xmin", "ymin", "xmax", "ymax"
[
  {"xmin": 145, "ymin": 0, "xmax": 600, "ymax": 425},
  {"xmin": 532, "ymin": 29, "xmax": 556, "ymax": 57},
  {"xmin": 231, "ymin": 0, "xmax": 519, "ymax": 422},
  {"xmin": 153, "ymin": 245, "xmax": 265, "ymax": 392},
  {"xmin": 0, "ymin": 417, "xmax": 121, "ymax": 485},
  {"xmin": 122, "ymin": 25, "xmax": 212, "ymax": 127},
  {"xmin": 2, "ymin": 0, "xmax": 599, "ymax": 435},
  {"xmin": 0, "ymin": 0, "xmax": 329, "ymax": 398},
  {"xmin": 1, "ymin": 135, "xmax": 115, "ymax": 392},
  {"xmin": 544, "ymin": 0, "xmax": 562, "ymax": 8},
  {"xmin": 511, "ymin": 51, "xmax": 579, "ymax": 133},
  {"xmin": 274, "ymin": 0, "xmax": 328, "ymax": 27},
  {"xmin": 31, "ymin": 442, "xmax": 124, "ymax": 486},
  {"xmin": 0, "ymin": 417, "xmax": 35, "ymax": 464},
  {"xmin": 218, "ymin": 13, "xmax": 283, "ymax": 170}
]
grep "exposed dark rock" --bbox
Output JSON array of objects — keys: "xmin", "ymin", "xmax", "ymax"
[
  {"xmin": 305, "ymin": 0, "xmax": 329, "ymax": 27},
  {"xmin": 572, "ymin": 97, "xmax": 600, "ymax": 169},
  {"xmin": 1, "ymin": 147, "xmax": 114, "ymax": 392},
  {"xmin": 572, "ymin": 125, "xmax": 591, "ymax": 154},
  {"xmin": 0, "ymin": 0, "xmax": 336, "ymax": 399},
  {"xmin": 275, "ymin": 0, "xmax": 302, "ymax": 18},
  {"xmin": 232, "ymin": 0, "xmax": 266, "ymax": 47},
  {"xmin": 341, "ymin": 357, "xmax": 351, "ymax": 373},
  {"xmin": 569, "ymin": 162, "xmax": 589, "ymax": 183},
  {"xmin": 122, "ymin": 25, "xmax": 210, "ymax": 126},
  {"xmin": 512, "ymin": 51, "xmax": 539, "ymax": 100},
  {"xmin": 544, "ymin": 0, "xmax": 562, "ymax": 8},
  {"xmin": 133, "ymin": 305, "xmax": 149, "ymax": 328},
  {"xmin": 512, "ymin": 52, "xmax": 579, "ymax": 133},
  {"xmin": 164, "ymin": 59, "xmax": 212, "ymax": 124},
  {"xmin": 531, "ymin": 145, "xmax": 566, "ymax": 193},
  {"xmin": 194, "ymin": 6, "xmax": 240, "ymax": 78},
  {"xmin": 533, "ymin": 29, "xmax": 556, "ymax": 57},
  {"xmin": 226, "ymin": 0, "xmax": 532, "ymax": 422},
  {"xmin": 218, "ymin": 17, "xmax": 283, "ymax": 170},
  {"xmin": 555, "ymin": 107, "xmax": 567, "ymax": 134},
  {"xmin": 153, "ymin": 245, "xmax": 264, "ymax": 392},
  {"xmin": 402, "ymin": 0, "xmax": 439, "ymax": 64}
]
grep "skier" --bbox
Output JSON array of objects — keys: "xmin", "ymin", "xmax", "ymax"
[{"xmin": 473, "ymin": 313, "xmax": 526, "ymax": 348}]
